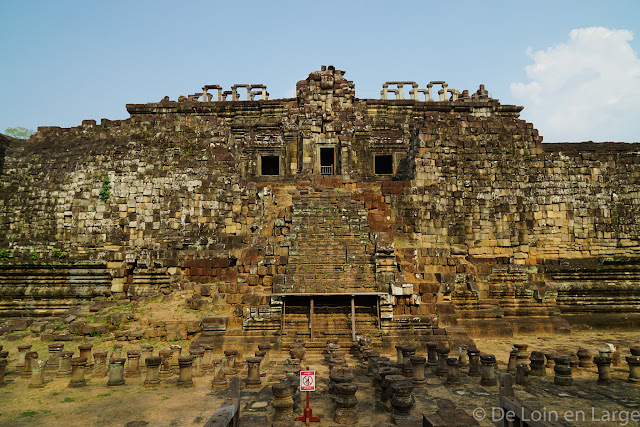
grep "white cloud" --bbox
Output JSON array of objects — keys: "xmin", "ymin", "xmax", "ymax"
[{"xmin": 511, "ymin": 27, "xmax": 640, "ymax": 142}]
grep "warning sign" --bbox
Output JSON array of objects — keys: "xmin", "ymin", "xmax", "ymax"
[{"xmin": 299, "ymin": 370, "xmax": 316, "ymax": 392}]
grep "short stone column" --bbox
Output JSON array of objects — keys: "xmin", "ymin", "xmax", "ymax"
[
  {"xmin": 159, "ymin": 349, "xmax": 173, "ymax": 379},
  {"xmin": 111, "ymin": 343, "xmax": 123, "ymax": 359},
  {"xmin": 610, "ymin": 344, "xmax": 622, "ymax": 367},
  {"xmin": 177, "ymin": 356, "xmax": 194, "ymax": 387},
  {"xmin": 78, "ymin": 344, "xmax": 94, "ymax": 373},
  {"xmin": 570, "ymin": 354, "xmax": 581, "ymax": 375},
  {"xmin": 29, "ymin": 359, "xmax": 46, "ymax": 388},
  {"xmin": 554, "ymin": 356, "xmax": 573, "ymax": 386},
  {"xmin": 395, "ymin": 344, "xmax": 406, "ymax": 368},
  {"xmin": 410, "ymin": 356, "xmax": 426, "ymax": 385},
  {"xmin": 468, "ymin": 349, "xmax": 481, "ymax": 377},
  {"xmin": 480, "ymin": 354, "xmax": 497, "ymax": 386},
  {"xmin": 391, "ymin": 380, "xmax": 414, "ymax": 424},
  {"xmin": 201, "ymin": 344, "xmax": 214, "ymax": 373},
  {"xmin": 290, "ymin": 346, "xmax": 306, "ymax": 366},
  {"xmin": 258, "ymin": 343, "xmax": 271, "ymax": 367},
  {"xmin": 22, "ymin": 351, "xmax": 38, "ymax": 378},
  {"xmin": 46, "ymin": 343, "xmax": 64, "ymax": 372},
  {"xmin": 375, "ymin": 366, "xmax": 401, "ymax": 400},
  {"xmin": 545, "ymin": 353, "xmax": 556, "ymax": 369},
  {"xmin": 245, "ymin": 356, "xmax": 262, "ymax": 389},
  {"xmin": 329, "ymin": 372, "xmax": 354, "ymax": 401},
  {"xmin": 255, "ymin": 350, "xmax": 266, "ymax": 377},
  {"xmin": 435, "ymin": 347, "xmax": 450, "ymax": 377},
  {"xmin": 211, "ymin": 358, "xmax": 227, "ymax": 389},
  {"xmin": 125, "ymin": 350, "xmax": 141, "ymax": 378},
  {"xmin": 141, "ymin": 344, "xmax": 154, "ymax": 368},
  {"xmin": 57, "ymin": 351, "xmax": 74, "ymax": 377},
  {"xmin": 426, "ymin": 342, "xmax": 438, "ymax": 371},
  {"xmin": 329, "ymin": 353, "xmax": 347, "ymax": 373},
  {"xmin": 190, "ymin": 348, "xmax": 205, "ymax": 378},
  {"xmin": 325, "ymin": 343, "xmax": 340, "ymax": 362},
  {"xmin": 144, "ymin": 356, "xmax": 161, "ymax": 387},
  {"xmin": 594, "ymin": 356, "xmax": 612, "ymax": 384},
  {"xmin": 529, "ymin": 351, "xmax": 546, "ymax": 376},
  {"xmin": 286, "ymin": 373, "xmax": 301, "ymax": 411},
  {"xmin": 92, "ymin": 350, "xmax": 108, "ymax": 378},
  {"xmin": 382, "ymin": 374, "xmax": 406, "ymax": 412},
  {"xmin": 516, "ymin": 363, "xmax": 530, "ymax": 386},
  {"xmin": 224, "ymin": 349, "xmax": 238, "ymax": 374},
  {"xmin": 170, "ymin": 344, "xmax": 182, "ymax": 373},
  {"xmin": 367, "ymin": 351, "xmax": 381, "ymax": 376},
  {"xmin": 16, "ymin": 344, "xmax": 32, "ymax": 372},
  {"xmin": 446, "ymin": 358, "xmax": 461, "ymax": 385},
  {"xmin": 631, "ymin": 346, "xmax": 640, "ymax": 356},
  {"xmin": 334, "ymin": 383, "xmax": 358, "ymax": 424},
  {"xmin": 401, "ymin": 346, "xmax": 416, "ymax": 377},
  {"xmin": 458, "ymin": 345, "xmax": 469, "ymax": 368},
  {"xmin": 577, "ymin": 349, "xmax": 593, "ymax": 368},
  {"xmin": 272, "ymin": 381, "xmax": 294, "ymax": 421},
  {"xmin": 626, "ymin": 355, "xmax": 640, "ymax": 383},
  {"xmin": 107, "ymin": 358, "xmax": 126, "ymax": 386},
  {"xmin": 514, "ymin": 344, "xmax": 529, "ymax": 366},
  {"xmin": 69, "ymin": 357, "xmax": 87, "ymax": 388},
  {"xmin": 0, "ymin": 358, "xmax": 7, "ymax": 386},
  {"xmin": 507, "ymin": 348, "xmax": 519, "ymax": 374}
]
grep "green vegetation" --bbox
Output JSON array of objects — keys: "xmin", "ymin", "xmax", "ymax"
[
  {"xmin": 52, "ymin": 248, "xmax": 67, "ymax": 259},
  {"xmin": 0, "ymin": 249, "xmax": 11, "ymax": 261},
  {"xmin": 62, "ymin": 397, "xmax": 75, "ymax": 403},
  {"xmin": 19, "ymin": 411, "xmax": 37, "ymax": 418},
  {"xmin": 99, "ymin": 176, "xmax": 111, "ymax": 202},
  {"xmin": 29, "ymin": 251, "xmax": 38, "ymax": 260},
  {"xmin": 4, "ymin": 126, "xmax": 35, "ymax": 139}
]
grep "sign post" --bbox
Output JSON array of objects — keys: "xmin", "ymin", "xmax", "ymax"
[{"xmin": 296, "ymin": 367, "xmax": 320, "ymax": 425}]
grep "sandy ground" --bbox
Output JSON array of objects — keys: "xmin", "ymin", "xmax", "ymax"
[{"xmin": 0, "ymin": 330, "xmax": 638, "ymax": 426}]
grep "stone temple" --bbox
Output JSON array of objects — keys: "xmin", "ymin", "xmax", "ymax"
[{"xmin": 1, "ymin": 65, "xmax": 640, "ymax": 349}]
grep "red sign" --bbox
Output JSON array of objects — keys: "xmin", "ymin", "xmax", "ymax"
[{"xmin": 299, "ymin": 370, "xmax": 316, "ymax": 392}]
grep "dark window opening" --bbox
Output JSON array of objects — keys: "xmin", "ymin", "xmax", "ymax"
[
  {"xmin": 320, "ymin": 148, "xmax": 334, "ymax": 175},
  {"xmin": 261, "ymin": 155, "xmax": 280, "ymax": 176},
  {"xmin": 375, "ymin": 155, "xmax": 393, "ymax": 175}
]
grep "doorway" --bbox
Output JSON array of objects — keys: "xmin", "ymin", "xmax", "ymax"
[{"xmin": 320, "ymin": 147, "xmax": 335, "ymax": 175}]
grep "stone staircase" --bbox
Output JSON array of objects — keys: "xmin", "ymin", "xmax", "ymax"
[{"xmin": 282, "ymin": 189, "xmax": 377, "ymax": 293}]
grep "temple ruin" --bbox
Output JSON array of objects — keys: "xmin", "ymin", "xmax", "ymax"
[{"xmin": 1, "ymin": 65, "xmax": 640, "ymax": 351}]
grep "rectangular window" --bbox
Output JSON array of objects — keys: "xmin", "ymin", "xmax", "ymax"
[
  {"xmin": 261, "ymin": 155, "xmax": 280, "ymax": 176},
  {"xmin": 375, "ymin": 155, "xmax": 393, "ymax": 175}
]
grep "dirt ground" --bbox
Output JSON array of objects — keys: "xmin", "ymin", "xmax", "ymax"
[{"xmin": 0, "ymin": 330, "xmax": 638, "ymax": 426}]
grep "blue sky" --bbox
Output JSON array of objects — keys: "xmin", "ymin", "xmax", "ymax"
[{"xmin": 1, "ymin": 0, "xmax": 639, "ymax": 142}]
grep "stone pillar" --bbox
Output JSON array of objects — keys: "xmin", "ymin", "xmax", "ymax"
[
  {"xmin": 22, "ymin": 351, "xmax": 37, "ymax": 378},
  {"xmin": 57, "ymin": 351, "xmax": 74, "ymax": 377},
  {"xmin": 329, "ymin": 353, "xmax": 347, "ymax": 373},
  {"xmin": 0, "ymin": 358, "xmax": 6, "ymax": 387},
  {"xmin": 367, "ymin": 351, "xmax": 381, "ymax": 376},
  {"xmin": 610, "ymin": 344, "xmax": 622, "ymax": 367},
  {"xmin": 144, "ymin": 356, "xmax": 161, "ymax": 387},
  {"xmin": 141, "ymin": 344, "xmax": 154, "ymax": 368},
  {"xmin": 507, "ymin": 348, "xmax": 518, "ymax": 374},
  {"xmin": 529, "ymin": 351, "xmax": 546, "ymax": 376},
  {"xmin": 202, "ymin": 344, "xmax": 214, "ymax": 373},
  {"xmin": 401, "ymin": 346, "xmax": 416, "ymax": 377},
  {"xmin": 211, "ymin": 358, "xmax": 227, "ymax": 389},
  {"xmin": 224, "ymin": 349, "xmax": 237, "ymax": 374},
  {"xmin": 92, "ymin": 350, "xmax": 108, "ymax": 378},
  {"xmin": 326, "ymin": 343, "xmax": 340, "ymax": 363},
  {"xmin": 286, "ymin": 373, "xmax": 301, "ymax": 411},
  {"xmin": 29, "ymin": 359, "xmax": 46, "ymax": 388},
  {"xmin": 159, "ymin": 349, "xmax": 173, "ymax": 379},
  {"xmin": 272, "ymin": 381, "xmax": 294, "ymax": 421},
  {"xmin": 545, "ymin": 353, "xmax": 556, "ymax": 369},
  {"xmin": 480, "ymin": 354, "xmax": 497, "ymax": 386},
  {"xmin": 382, "ymin": 374, "xmax": 405, "ymax": 412},
  {"xmin": 631, "ymin": 346, "xmax": 640, "ymax": 356},
  {"xmin": 254, "ymin": 350, "xmax": 266, "ymax": 377},
  {"xmin": 190, "ymin": 348, "xmax": 204, "ymax": 378},
  {"xmin": 410, "ymin": 356, "xmax": 426, "ymax": 385},
  {"xmin": 170, "ymin": 344, "xmax": 182, "ymax": 373},
  {"xmin": 446, "ymin": 358, "xmax": 461, "ymax": 385},
  {"xmin": 577, "ymin": 349, "xmax": 593, "ymax": 368},
  {"xmin": 69, "ymin": 357, "xmax": 87, "ymax": 388},
  {"xmin": 107, "ymin": 358, "xmax": 126, "ymax": 386},
  {"xmin": 426, "ymin": 342, "xmax": 438, "ymax": 372},
  {"xmin": 375, "ymin": 366, "xmax": 401, "ymax": 400},
  {"xmin": 594, "ymin": 356, "xmax": 612, "ymax": 385},
  {"xmin": 78, "ymin": 344, "xmax": 94, "ymax": 373},
  {"xmin": 258, "ymin": 343, "xmax": 271, "ymax": 367},
  {"xmin": 46, "ymin": 343, "xmax": 64, "ymax": 372},
  {"xmin": 626, "ymin": 355, "xmax": 640, "ymax": 383},
  {"xmin": 111, "ymin": 343, "xmax": 123, "ymax": 359},
  {"xmin": 554, "ymin": 356, "xmax": 573, "ymax": 386},
  {"xmin": 177, "ymin": 356, "xmax": 194, "ymax": 387},
  {"xmin": 246, "ymin": 356, "xmax": 262, "ymax": 389},
  {"xmin": 16, "ymin": 344, "xmax": 32, "ymax": 372},
  {"xmin": 435, "ymin": 347, "xmax": 450, "ymax": 377},
  {"xmin": 468, "ymin": 349, "xmax": 481, "ymax": 377},
  {"xmin": 514, "ymin": 344, "xmax": 529, "ymax": 366},
  {"xmin": 329, "ymin": 372, "xmax": 354, "ymax": 402},
  {"xmin": 395, "ymin": 344, "xmax": 405, "ymax": 368},
  {"xmin": 289, "ymin": 346, "xmax": 305, "ymax": 367},
  {"xmin": 458, "ymin": 345, "xmax": 468, "ymax": 368},
  {"xmin": 334, "ymin": 383, "xmax": 358, "ymax": 424},
  {"xmin": 516, "ymin": 363, "xmax": 530, "ymax": 386},
  {"xmin": 125, "ymin": 350, "xmax": 141, "ymax": 378},
  {"xmin": 391, "ymin": 380, "xmax": 414, "ymax": 424}
]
